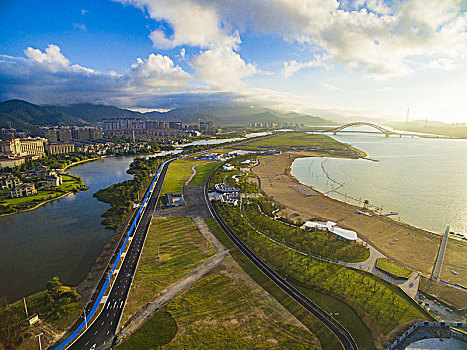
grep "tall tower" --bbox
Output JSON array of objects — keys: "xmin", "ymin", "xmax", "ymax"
[
  {"xmin": 404, "ymin": 108, "xmax": 410, "ymax": 129},
  {"xmin": 431, "ymin": 225, "xmax": 450, "ymax": 281}
]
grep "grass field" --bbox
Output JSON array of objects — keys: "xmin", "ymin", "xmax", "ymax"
[
  {"xmin": 188, "ymin": 162, "xmax": 220, "ymax": 186},
  {"xmin": 237, "ymin": 133, "xmax": 350, "ymax": 151},
  {"xmin": 215, "ymin": 201, "xmax": 432, "ymax": 340},
  {"xmin": 119, "ymin": 217, "xmax": 215, "ymax": 326},
  {"xmin": 204, "ymin": 218, "xmax": 342, "ymax": 350},
  {"xmin": 376, "ymin": 258, "xmax": 412, "ymax": 279},
  {"xmin": 118, "ymin": 264, "xmax": 319, "ymax": 350},
  {"xmin": 160, "ymin": 158, "xmax": 204, "ymax": 195}
]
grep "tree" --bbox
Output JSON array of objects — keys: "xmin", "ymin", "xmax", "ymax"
[{"xmin": 46, "ymin": 276, "xmax": 63, "ymax": 300}]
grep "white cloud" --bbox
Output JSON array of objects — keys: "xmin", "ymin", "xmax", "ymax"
[
  {"xmin": 126, "ymin": 53, "xmax": 190, "ymax": 89},
  {"xmin": 122, "ymin": 0, "xmax": 466, "ymax": 78},
  {"xmin": 0, "ymin": 44, "xmax": 192, "ymax": 105},
  {"xmin": 117, "ymin": 0, "xmax": 258, "ymax": 89},
  {"xmin": 73, "ymin": 23, "xmax": 87, "ymax": 31},
  {"xmin": 282, "ymin": 54, "xmax": 331, "ymax": 77},
  {"xmin": 191, "ymin": 46, "xmax": 257, "ymax": 90}
]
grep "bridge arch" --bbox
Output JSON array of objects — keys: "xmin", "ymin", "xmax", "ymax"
[{"xmin": 327, "ymin": 122, "xmax": 394, "ymax": 136}]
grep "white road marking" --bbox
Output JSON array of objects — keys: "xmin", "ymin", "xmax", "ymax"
[
  {"xmin": 120, "ymin": 300, "xmax": 124, "ymax": 308},
  {"xmin": 94, "ymin": 330, "xmax": 98, "ymax": 335},
  {"xmin": 101, "ymin": 321, "xmax": 104, "ymax": 326},
  {"xmin": 90, "ymin": 345, "xmax": 96, "ymax": 350}
]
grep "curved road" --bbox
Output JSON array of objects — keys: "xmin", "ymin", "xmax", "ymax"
[{"xmin": 204, "ymin": 183, "xmax": 358, "ymax": 350}]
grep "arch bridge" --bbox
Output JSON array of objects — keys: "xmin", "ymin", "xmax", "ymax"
[{"xmin": 327, "ymin": 122, "xmax": 396, "ymax": 136}]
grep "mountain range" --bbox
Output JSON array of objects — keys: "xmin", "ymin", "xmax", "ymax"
[{"xmin": 0, "ymin": 99, "xmax": 336, "ymax": 131}]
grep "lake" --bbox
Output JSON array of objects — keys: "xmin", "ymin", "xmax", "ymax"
[
  {"xmin": 291, "ymin": 133, "xmax": 467, "ymax": 236},
  {"xmin": 0, "ymin": 156, "xmax": 137, "ymax": 302}
]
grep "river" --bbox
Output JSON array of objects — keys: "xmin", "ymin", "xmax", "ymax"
[
  {"xmin": 0, "ymin": 156, "xmax": 142, "ymax": 302},
  {"xmin": 290, "ymin": 133, "xmax": 467, "ymax": 237},
  {"xmin": 0, "ymin": 132, "xmax": 269, "ymax": 302}
]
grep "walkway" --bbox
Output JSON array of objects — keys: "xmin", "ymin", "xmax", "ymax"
[{"xmin": 113, "ymin": 216, "xmax": 228, "ymax": 347}]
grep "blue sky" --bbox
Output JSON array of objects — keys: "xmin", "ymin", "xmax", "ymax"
[{"xmin": 0, "ymin": 0, "xmax": 466, "ymax": 123}]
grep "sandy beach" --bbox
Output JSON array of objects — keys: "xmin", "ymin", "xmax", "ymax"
[{"xmin": 252, "ymin": 152, "xmax": 467, "ymax": 289}]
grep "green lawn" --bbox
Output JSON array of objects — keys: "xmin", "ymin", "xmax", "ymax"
[
  {"xmin": 160, "ymin": 158, "xmax": 204, "ymax": 195},
  {"xmin": 376, "ymin": 258, "xmax": 412, "ymax": 279},
  {"xmin": 205, "ymin": 218, "xmax": 342, "ymax": 350},
  {"xmin": 119, "ymin": 217, "xmax": 215, "ymax": 326},
  {"xmin": 118, "ymin": 270, "xmax": 318, "ymax": 350},
  {"xmin": 188, "ymin": 162, "xmax": 220, "ymax": 186},
  {"xmin": 237, "ymin": 133, "xmax": 348, "ymax": 150},
  {"xmin": 214, "ymin": 201, "xmax": 432, "ymax": 338}
]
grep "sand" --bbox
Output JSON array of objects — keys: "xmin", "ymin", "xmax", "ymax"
[{"xmin": 252, "ymin": 152, "xmax": 467, "ymax": 289}]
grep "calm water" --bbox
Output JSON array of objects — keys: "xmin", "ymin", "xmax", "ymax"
[
  {"xmin": 0, "ymin": 156, "xmax": 138, "ymax": 302},
  {"xmin": 291, "ymin": 134, "xmax": 467, "ymax": 236},
  {"xmin": 0, "ymin": 134, "xmax": 264, "ymax": 302}
]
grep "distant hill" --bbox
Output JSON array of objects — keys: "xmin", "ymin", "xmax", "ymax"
[
  {"xmin": 45, "ymin": 103, "xmax": 143, "ymax": 124},
  {"xmin": 0, "ymin": 99, "xmax": 338, "ymax": 131},
  {"xmin": 0, "ymin": 99, "xmax": 86, "ymax": 131}
]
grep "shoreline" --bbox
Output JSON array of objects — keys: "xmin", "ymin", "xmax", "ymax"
[
  {"xmin": 251, "ymin": 151, "xmax": 467, "ymax": 289},
  {"xmin": 0, "ymin": 156, "xmax": 102, "ymax": 218},
  {"xmin": 290, "ymin": 154, "xmax": 466, "ymax": 242}
]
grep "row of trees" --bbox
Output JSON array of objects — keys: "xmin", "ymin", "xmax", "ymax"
[
  {"xmin": 94, "ymin": 155, "xmax": 171, "ymax": 229},
  {"xmin": 244, "ymin": 200, "xmax": 369, "ymax": 262}
]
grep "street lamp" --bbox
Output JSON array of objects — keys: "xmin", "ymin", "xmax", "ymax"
[
  {"xmin": 81, "ymin": 309, "xmax": 88, "ymax": 330},
  {"xmin": 35, "ymin": 333, "xmax": 43, "ymax": 350}
]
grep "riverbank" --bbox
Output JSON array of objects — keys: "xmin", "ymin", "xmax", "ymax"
[
  {"xmin": 251, "ymin": 152, "xmax": 467, "ymax": 290},
  {"xmin": 62, "ymin": 155, "xmax": 105, "ymax": 171}
]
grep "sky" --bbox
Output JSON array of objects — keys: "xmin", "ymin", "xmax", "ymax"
[{"xmin": 0, "ymin": 0, "xmax": 466, "ymax": 123}]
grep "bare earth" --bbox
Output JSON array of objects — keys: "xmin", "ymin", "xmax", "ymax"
[{"xmin": 252, "ymin": 152, "xmax": 467, "ymax": 289}]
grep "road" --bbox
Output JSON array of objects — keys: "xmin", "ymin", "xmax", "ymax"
[
  {"xmin": 204, "ymin": 183, "xmax": 358, "ymax": 350},
  {"xmin": 63, "ymin": 159, "xmax": 172, "ymax": 350}
]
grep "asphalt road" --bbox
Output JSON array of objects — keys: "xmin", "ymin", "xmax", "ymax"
[
  {"xmin": 65, "ymin": 160, "xmax": 172, "ymax": 350},
  {"xmin": 204, "ymin": 184, "xmax": 358, "ymax": 350}
]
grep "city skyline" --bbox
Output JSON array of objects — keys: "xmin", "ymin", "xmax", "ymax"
[{"xmin": 1, "ymin": 0, "xmax": 466, "ymax": 123}]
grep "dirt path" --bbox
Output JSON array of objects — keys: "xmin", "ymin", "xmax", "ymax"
[
  {"xmin": 113, "ymin": 216, "xmax": 228, "ymax": 346},
  {"xmin": 251, "ymin": 152, "xmax": 467, "ymax": 289}
]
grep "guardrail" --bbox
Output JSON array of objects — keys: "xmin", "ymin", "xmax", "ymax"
[{"xmin": 54, "ymin": 158, "xmax": 172, "ymax": 350}]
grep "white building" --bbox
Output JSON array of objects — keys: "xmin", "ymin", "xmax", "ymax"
[{"xmin": 304, "ymin": 220, "xmax": 357, "ymax": 242}]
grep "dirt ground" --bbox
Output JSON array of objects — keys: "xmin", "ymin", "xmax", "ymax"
[{"xmin": 252, "ymin": 152, "xmax": 467, "ymax": 289}]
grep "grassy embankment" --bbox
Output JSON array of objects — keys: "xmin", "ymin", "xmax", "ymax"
[
  {"xmin": 94, "ymin": 156, "xmax": 170, "ymax": 229},
  {"xmin": 214, "ymin": 195, "xmax": 431, "ymax": 342},
  {"xmin": 376, "ymin": 259, "xmax": 412, "ymax": 280},
  {"xmin": 235, "ymin": 133, "xmax": 362, "ymax": 157},
  {"xmin": 0, "ymin": 174, "xmax": 87, "ymax": 215},
  {"xmin": 119, "ymin": 217, "xmax": 215, "ymax": 326},
  {"xmin": 243, "ymin": 199, "xmax": 370, "ymax": 263}
]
